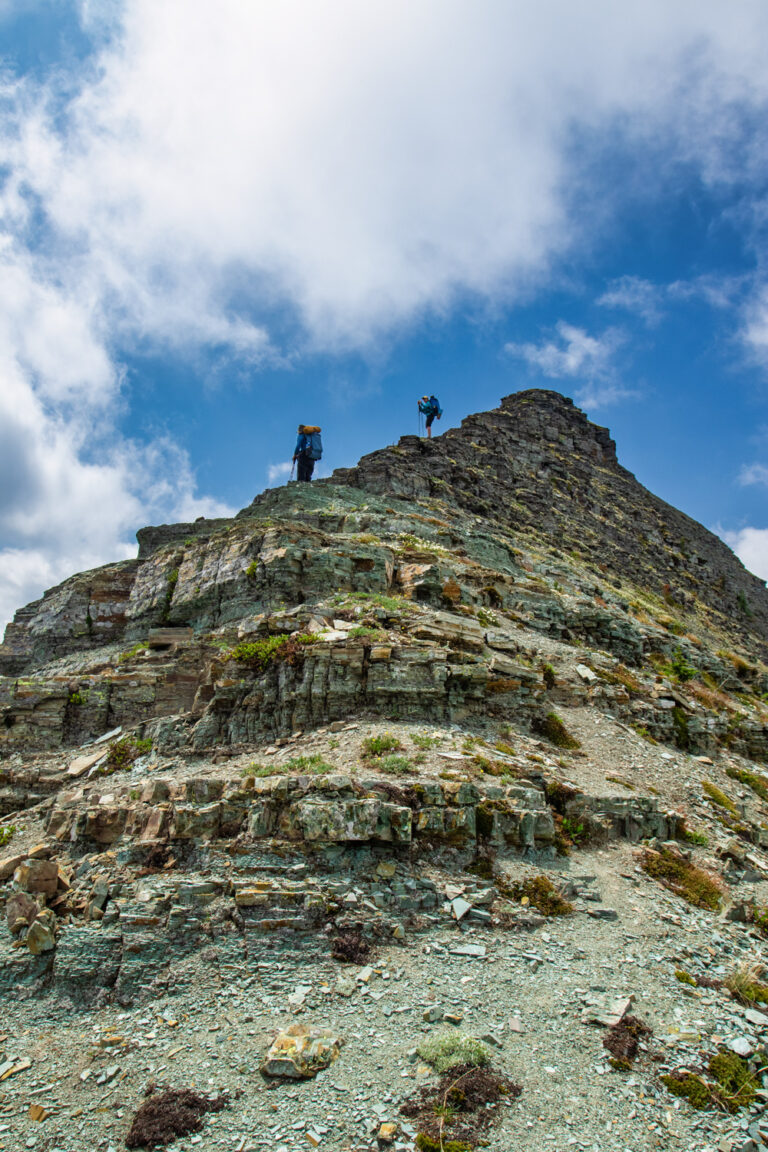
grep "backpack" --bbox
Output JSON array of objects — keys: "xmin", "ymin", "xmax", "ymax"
[{"xmin": 305, "ymin": 430, "xmax": 323, "ymax": 460}]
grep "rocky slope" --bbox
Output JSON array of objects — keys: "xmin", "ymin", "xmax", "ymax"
[{"xmin": 1, "ymin": 390, "xmax": 768, "ymax": 1152}]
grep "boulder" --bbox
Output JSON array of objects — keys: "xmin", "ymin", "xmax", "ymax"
[
  {"xmin": 13, "ymin": 858, "xmax": 59, "ymax": 897},
  {"xmin": 261, "ymin": 1023, "xmax": 343, "ymax": 1079}
]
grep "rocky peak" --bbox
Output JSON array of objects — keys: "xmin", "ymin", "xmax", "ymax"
[{"xmin": 327, "ymin": 388, "xmax": 768, "ymax": 654}]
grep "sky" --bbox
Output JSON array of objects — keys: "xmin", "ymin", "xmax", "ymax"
[{"xmin": 1, "ymin": 2, "xmax": 768, "ymax": 631}]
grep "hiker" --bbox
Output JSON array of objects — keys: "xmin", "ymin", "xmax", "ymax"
[
  {"xmin": 293, "ymin": 424, "xmax": 323, "ymax": 482},
  {"xmin": 418, "ymin": 395, "xmax": 442, "ymax": 438}
]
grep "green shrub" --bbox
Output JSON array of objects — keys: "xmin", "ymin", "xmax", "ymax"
[
  {"xmin": 362, "ymin": 733, "xmax": 402, "ymax": 757},
  {"xmin": 411, "ymin": 733, "xmax": 441, "ymax": 750},
  {"xmin": 68, "ymin": 690, "xmax": 88, "ymax": 706},
  {"xmin": 542, "ymin": 664, "xmax": 556, "ymax": 690},
  {"xmin": 118, "ymin": 642, "xmax": 148, "ymax": 664},
  {"xmin": 348, "ymin": 626, "xmax": 386, "ymax": 640},
  {"xmin": 0, "ymin": 826, "xmax": 15, "ymax": 848},
  {"xmin": 283, "ymin": 754, "xmax": 334, "ymax": 774},
  {"xmin": 416, "ymin": 1032, "xmax": 491, "ymax": 1073},
  {"xmin": 241, "ymin": 762, "xmax": 277, "ymax": 778},
  {"xmin": 679, "ymin": 823, "xmax": 708, "ymax": 847},
  {"xmin": 229, "ymin": 635, "xmax": 288, "ymax": 667},
  {"xmin": 105, "ymin": 737, "xmax": 140, "ymax": 771},
  {"xmin": 378, "ymin": 754, "xmax": 413, "ymax": 776}
]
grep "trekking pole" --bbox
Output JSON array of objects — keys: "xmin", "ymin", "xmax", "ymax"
[{"xmin": 290, "ymin": 460, "xmax": 295, "ymax": 482}]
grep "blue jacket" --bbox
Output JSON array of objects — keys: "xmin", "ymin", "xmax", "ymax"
[
  {"xmin": 419, "ymin": 395, "xmax": 442, "ymax": 417},
  {"xmin": 294, "ymin": 432, "xmax": 311, "ymax": 457}
]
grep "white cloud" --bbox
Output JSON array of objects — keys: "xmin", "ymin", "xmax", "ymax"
[
  {"xmin": 267, "ymin": 461, "xmax": 293, "ymax": 486},
  {"xmin": 504, "ymin": 321, "xmax": 635, "ymax": 408},
  {"xmin": 739, "ymin": 462, "xmax": 768, "ymax": 487},
  {"xmin": 505, "ymin": 322, "xmax": 621, "ymax": 380},
  {"xmin": 1, "ymin": 2, "xmax": 768, "ymax": 625},
  {"xmin": 720, "ymin": 526, "xmax": 768, "ymax": 582},
  {"xmin": 743, "ymin": 286, "xmax": 768, "ymax": 366},
  {"xmin": 598, "ymin": 277, "xmax": 664, "ymax": 325}
]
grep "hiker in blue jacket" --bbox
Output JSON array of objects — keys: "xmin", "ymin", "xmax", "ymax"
[
  {"xmin": 293, "ymin": 424, "xmax": 323, "ymax": 482},
  {"xmin": 418, "ymin": 395, "xmax": 442, "ymax": 438}
]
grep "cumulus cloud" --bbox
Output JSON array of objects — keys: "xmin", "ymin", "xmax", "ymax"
[
  {"xmin": 598, "ymin": 277, "xmax": 665, "ymax": 326},
  {"xmin": 267, "ymin": 461, "xmax": 293, "ymax": 486},
  {"xmin": 739, "ymin": 462, "xmax": 768, "ymax": 487},
  {"xmin": 743, "ymin": 286, "xmax": 768, "ymax": 366},
  {"xmin": 505, "ymin": 322, "xmax": 620, "ymax": 380},
  {"xmin": 720, "ymin": 526, "xmax": 768, "ymax": 582},
  {"xmin": 2, "ymin": 1, "xmax": 768, "ymax": 625},
  {"xmin": 504, "ymin": 321, "xmax": 634, "ymax": 408},
  {"xmin": 598, "ymin": 273, "xmax": 745, "ymax": 326}
]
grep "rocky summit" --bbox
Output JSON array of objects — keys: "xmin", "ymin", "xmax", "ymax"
[{"xmin": 1, "ymin": 389, "xmax": 768, "ymax": 1152}]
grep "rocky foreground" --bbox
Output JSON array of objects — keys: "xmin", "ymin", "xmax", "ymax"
[{"xmin": 1, "ymin": 391, "xmax": 768, "ymax": 1151}]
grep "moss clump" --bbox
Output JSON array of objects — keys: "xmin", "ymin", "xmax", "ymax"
[
  {"xmin": 0, "ymin": 825, "xmax": 15, "ymax": 848},
  {"xmin": 508, "ymin": 874, "xmax": 573, "ymax": 917},
  {"xmin": 362, "ymin": 733, "xmax": 402, "ymax": 758},
  {"xmin": 160, "ymin": 567, "xmax": 179, "ymax": 624},
  {"xmin": 542, "ymin": 664, "xmax": 556, "ymax": 689},
  {"xmin": 702, "ymin": 780, "xmax": 738, "ymax": 815},
  {"xmin": 661, "ymin": 1072, "xmax": 713, "ymax": 1109},
  {"xmin": 726, "ymin": 765, "xmax": 768, "ymax": 802},
  {"xmin": 708, "ymin": 1051, "xmax": 759, "ymax": 1110},
  {"xmin": 535, "ymin": 712, "xmax": 580, "ymax": 750},
  {"xmin": 417, "ymin": 1033, "xmax": 491, "ymax": 1074},
  {"xmin": 640, "ymin": 846, "xmax": 722, "ymax": 911},
  {"xmin": 671, "ymin": 706, "xmax": 690, "ymax": 750},
  {"xmin": 674, "ymin": 969, "xmax": 697, "ymax": 986},
  {"xmin": 415, "ymin": 1135, "xmax": 472, "ymax": 1152}
]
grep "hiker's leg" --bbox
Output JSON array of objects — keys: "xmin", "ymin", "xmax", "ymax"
[
  {"xmin": 426, "ymin": 414, "xmax": 433, "ymax": 439},
  {"xmin": 297, "ymin": 456, "xmax": 310, "ymax": 481},
  {"xmin": 306, "ymin": 459, "xmax": 315, "ymax": 482}
]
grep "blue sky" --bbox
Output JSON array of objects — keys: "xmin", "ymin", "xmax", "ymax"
[{"xmin": 1, "ymin": 1, "xmax": 768, "ymax": 629}]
